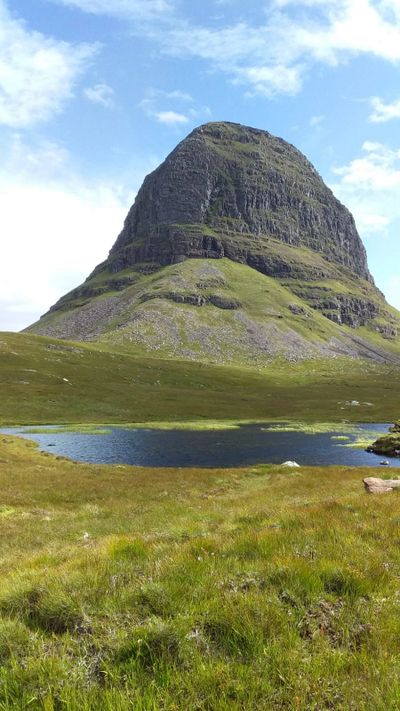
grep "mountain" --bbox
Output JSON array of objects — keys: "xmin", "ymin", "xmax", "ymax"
[{"xmin": 27, "ymin": 121, "xmax": 400, "ymax": 364}]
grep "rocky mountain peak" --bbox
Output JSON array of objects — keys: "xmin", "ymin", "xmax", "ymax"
[
  {"xmin": 28, "ymin": 122, "xmax": 400, "ymax": 366},
  {"xmin": 96, "ymin": 121, "xmax": 372, "ymax": 284}
]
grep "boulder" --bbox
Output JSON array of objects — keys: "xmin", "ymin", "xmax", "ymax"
[{"xmin": 363, "ymin": 476, "xmax": 400, "ymax": 494}]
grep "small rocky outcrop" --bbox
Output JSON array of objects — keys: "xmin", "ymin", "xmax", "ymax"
[
  {"xmin": 367, "ymin": 422, "xmax": 400, "ymax": 457},
  {"xmin": 139, "ymin": 291, "xmax": 241, "ymax": 309},
  {"xmin": 375, "ymin": 324, "xmax": 398, "ymax": 339},
  {"xmin": 207, "ymin": 295, "xmax": 241, "ymax": 310},
  {"xmin": 288, "ymin": 304, "xmax": 307, "ymax": 316}
]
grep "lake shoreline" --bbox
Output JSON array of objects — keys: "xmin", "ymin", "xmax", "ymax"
[{"xmin": 2, "ymin": 421, "xmax": 397, "ymax": 469}]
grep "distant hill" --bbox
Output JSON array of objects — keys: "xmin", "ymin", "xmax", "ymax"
[{"xmin": 27, "ymin": 121, "xmax": 400, "ymax": 364}]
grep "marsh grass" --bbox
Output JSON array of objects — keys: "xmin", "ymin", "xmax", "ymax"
[
  {"xmin": 264, "ymin": 422, "xmax": 362, "ymax": 434},
  {"xmin": 1, "ymin": 435, "xmax": 400, "ymax": 708}
]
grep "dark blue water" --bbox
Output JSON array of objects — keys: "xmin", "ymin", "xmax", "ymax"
[{"xmin": 2, "ymin": 423, "xmax": 399, "ymax": 468}]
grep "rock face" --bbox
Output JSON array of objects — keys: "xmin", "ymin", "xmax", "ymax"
[
  {"xmin": 27, "ymin": 122, "xmax": 400, "ymax": 364},
  {"xmin": 95, "ymin": 121, "xmax": 372, "ymax": 283}
]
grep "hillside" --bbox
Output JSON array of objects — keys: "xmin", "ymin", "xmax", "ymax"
[{"xmin": 27, "ymin": 122, "xmax": 400, "ymax": 364}]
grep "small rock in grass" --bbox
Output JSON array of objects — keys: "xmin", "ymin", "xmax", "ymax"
[{"xmin": 281, "ymin": 461, "xmax": 300, "ymax": 467}]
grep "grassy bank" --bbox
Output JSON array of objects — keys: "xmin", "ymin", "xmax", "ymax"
[
  {"xmin": 1, "ymin": 332, "xmax": 400, "ymax": 426},
  {"xmin": 1, "ymin": 435, "xmax": 400, "ymax": 709}
]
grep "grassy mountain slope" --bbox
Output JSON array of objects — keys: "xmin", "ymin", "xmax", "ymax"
[{"xmin": 27, "ymin": 258, "xmax": 400, "ymax": 365}]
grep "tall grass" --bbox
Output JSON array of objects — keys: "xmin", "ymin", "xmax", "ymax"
[{"xmin": 0, "ymin": 435, "xmax": 400, "ymax": 708}]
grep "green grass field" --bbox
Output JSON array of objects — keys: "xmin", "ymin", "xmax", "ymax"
[
  {"xmin": 0, "ymin": 435, "xmax": 400, "ymax": 709},
  {"xmin": 2, "ymin": 331, "xmax": 400, "ymax": 709},
  {"xmin": 1, "ymin": 331, "xmax": 400, "ymax": 426}
]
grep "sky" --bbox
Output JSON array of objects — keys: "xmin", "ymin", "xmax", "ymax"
[{"xmin": 1, "ymin": 0, "xmax": 400, "ymax": 331}]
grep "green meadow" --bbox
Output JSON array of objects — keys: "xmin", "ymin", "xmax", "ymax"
[
  {"xmin": 1, "ymin": 332, "xmax": 400, "ymax": 426},
  {"xmin": 1, "ymin": 331, "xmax": 400, "ymax": 709},
  {"xmin": 0, "ymin": 436, "xmax": 400, "ymax": 710}
]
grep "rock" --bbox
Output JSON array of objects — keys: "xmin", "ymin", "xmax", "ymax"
[
  {"xmin": 367, "ymin": 423, "xmax": 400, "ymax": 456},
  {"xmin": 102, "ymin": 122, "xmax": 373, "ymax": 284},
  {"xmin": 207, "ymin": 295, "xmax": 241, "ymax": 310},
  {"xmin": 376, "ymin": 324, "xmax": 398, "ymax": 339},
  {"xmin": 363, "ymin": 476, "xmax": 400, "ymax": 494},
  {"xmin": 281, "ymin": 460, "xmax": 300, "ymax": 467},
  {"xmin": 141, "ymin": 291, "xmax": 207, "ymax": 307},
  {"xmin": 286, "ymin": 286, "xmax": 382, "ymax": 330},
  {"xmin": 288, "ymin": 304, "xmax": 307, "ymax": 315}
]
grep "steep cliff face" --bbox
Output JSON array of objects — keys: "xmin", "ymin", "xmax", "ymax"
[
  {"xmin": 27, "ymin": 122, "xmax": 400, "ymax": 365},
  {"xmin": 98, "ymin": 122, "xmax": 372, "ymax": 283}
]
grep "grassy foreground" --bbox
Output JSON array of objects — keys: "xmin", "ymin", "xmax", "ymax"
[{"xmin": 1, "ymin": 436, "xmax": 400, "ymax": 709}]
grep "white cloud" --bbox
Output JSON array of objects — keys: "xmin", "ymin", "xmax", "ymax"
[
  {"xmin": 154, "ymin": 110, "xmax": 189, "ymax": 125},
  {"xmin": 234, "ymin": 64, "xmax": 303, "ymax": 97},
  {"xmin": 84, "ymin": 82, "xmax": 115, "ymax": 108},
  {"xmin": 48, "ymin": 0, "xmax": 172, "ymax": 20},
  {"xmin": 331, "ymin": 141, "xmax": 400, "ymax": 234},
  {"xmin": 334, "ymin": 141, "xmax": 400, "ymax": 190},
  {"xmin": 0, "ymin": 184, "xmax": 127, "ymax": 330},
  {"xmin": 0, "ymin": 0, "xmax": 96, "ymax": 127},
  {"xmin": 279, "ymin": 0, "xmax": 400, "ymax": 64},
  {"xmin": 4, "ymin": 133, "xmax": 70, "ymax": 177},
  {"xmin": 42, "ymin": 1, "xmax": 400, "ymax": 100},
  {"xmin": 162, "ymin": 89, "xmax": 194, "ymax": 102},
  {"xmin": 330, "ymin": 140, "xmax": 400, "ymax": 308},
  {"xmin": 0, "ymin": 135, "xmax": 131, "ymax": 331},
  {"xmin": 310, "ymin": 114, "xmax": 325, "ymax": 127},
  {"xmin": 369, "ymin": 95, "xmax": 400, "ymax": 122},
  {"xmin": 162, "ymin": 1, "xmax": 400, "ymax": 97},
  {"xmin": 139, "ymin": 88, "xmax": 210, "ymax": 127},
  {"xmin": 385, "ymin": 275, "xmax": 400, "ymax": 310}
]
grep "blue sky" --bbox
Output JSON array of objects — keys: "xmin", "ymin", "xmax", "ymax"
[{"xmin": 1, "ymin": 0, "xmax": 400, "ymax": 330}]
